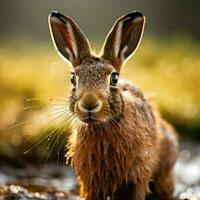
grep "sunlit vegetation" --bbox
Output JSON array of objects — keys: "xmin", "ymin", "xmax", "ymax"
[{"xmin": 0, "ymin": 35, "xmax": 199, "ymax": 163}]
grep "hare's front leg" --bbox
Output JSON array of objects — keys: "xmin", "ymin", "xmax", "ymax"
[
  {"xmin": 147, "ymin": 169, "xmax": 175, "ymax": 200},
  {"xmin": 114, "ymin": 181, "xmax": 148, "ymax": 200},
  {"xmin": 79, "ymin": 182, "xmax": 104, "ymax": 200}
]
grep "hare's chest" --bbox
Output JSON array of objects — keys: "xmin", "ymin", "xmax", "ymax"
[{"xmin": 75, "ymin": 134, "xmax": 137, "ymax": 181}]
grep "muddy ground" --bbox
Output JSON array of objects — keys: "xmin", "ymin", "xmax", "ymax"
[{"xmin": 0, "ymin": 140, "xmax": 199, "ymax": 200}]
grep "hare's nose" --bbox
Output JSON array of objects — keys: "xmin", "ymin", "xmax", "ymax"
[
  {"xmin": 78, "ymin": 93, "xmax": 102, "ymax": 113},
  {"xmin": 78, "ymin": 101, "xmax": 102, "ymax": 113},
  {"xmin": 82, "ymin": 102, "xmax": 99, "ymax": 111}
]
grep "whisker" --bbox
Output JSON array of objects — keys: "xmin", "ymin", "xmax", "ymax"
[
  {"xmin": 42, "ymin": 120, "xmax": 68, "ymax": 166},
  {"xmin": 9, "ymin": 121, "xmax": 28, "ymax": 130},
  {"xmin": 23, "ymin": 111, "xmax": 70, "ymax": 153},
  {"xmin": 42, "ymin": 108, "xmax": 69, "ymax": 121},
  {"xmin": 57, "ymin": 132, "xmax": 68, "ymax": 164},
  {"xmin": 25, "ymin": 97, "xmax": 45, "ymax": 102},
  {"xmin": 56, "ymin": 125, "xmax": 69, "ymax": 164},
  {"xmin": 22, "ymin": 110, "xmax": 70, "ymax": 145},
  {"xmin": 23, "ymin": 105, "xmax": 43, "ymax": 110},
  {"xmin": 23, "ymin": 133, "xmax": 53, "ymax": 155},
  {"xmin": 20, "ymin": 92, "xmax": 77, "ymax": 164},
  {"xmin": 8, "ymin": 104, "xmax": 69, "ymax": 131}
]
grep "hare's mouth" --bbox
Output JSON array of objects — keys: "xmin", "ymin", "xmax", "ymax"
[
  {"xmin": 76, "ymin": 110, "xmax": 107, "ymax": 124},
  {"xmin": 79, "ymin": 114, "xmax": 99, "ymax": 124},
  {"xmin": 83, "ymin": 117, "xmax": 98, "ymax": 124}
]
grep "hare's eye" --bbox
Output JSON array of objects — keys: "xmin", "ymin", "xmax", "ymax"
[
  {"xmin": 110, "ymin": 72, "xmax": 119, "ymax": 86},
  {"xmin": 70, "ymin": 73, "xmax": 76, "ymax": 86}
]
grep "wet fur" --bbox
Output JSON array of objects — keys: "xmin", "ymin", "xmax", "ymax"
[
  {"xmin": 49, "ymin": 11, "xmax": 179, "ymax": 200},
  {"xmin": 67, "ymin": 69, "xmax": 178, "ymax": 200}
]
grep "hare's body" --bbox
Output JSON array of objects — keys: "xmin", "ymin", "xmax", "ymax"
[
  {"xmin": 68, "ymin": 81, "xmax": 178, "ymax": 200},
  {"xmin": 49, "ymin": 11, "xmax": 178, "ymax": 200}
]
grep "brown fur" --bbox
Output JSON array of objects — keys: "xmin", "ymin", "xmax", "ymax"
[
  {"xmin": 49, "ymin": 11, "xmax": 179, "ymax": 200},
  {"xmin": 67, "ymin": 82, "xmax": 178, "ymax": 200}
]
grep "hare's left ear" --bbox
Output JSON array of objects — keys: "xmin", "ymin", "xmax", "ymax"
[
  {"xmin": 102, "ymin": 11, "xmax": 145, "ymax": 72},
  {"xmin": 49, "ymin": 11, "xmax": 91, "ymax": 67}
]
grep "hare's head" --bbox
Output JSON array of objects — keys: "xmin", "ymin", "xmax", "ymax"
[{"xmin": 49, "ymin": 11, "xmax": 145, "ymax": 124}]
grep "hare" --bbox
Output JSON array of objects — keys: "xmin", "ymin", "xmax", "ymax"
[{"xmin": 48, "ymin": 11, "xmax": 178, "ymax": 200}]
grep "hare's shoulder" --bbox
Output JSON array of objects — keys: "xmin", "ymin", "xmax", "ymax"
[
  {"xmin": 118, "ymin": 80, "xmax": 144, "ymax": 99},
  {"xmin": 119, "ymin": 80, "xmax": 156, "ymax": 124}
]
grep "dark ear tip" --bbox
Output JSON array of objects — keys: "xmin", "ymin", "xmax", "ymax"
[
  {"xmin": 132, "ymin": 11, "xmax": 144, "ymax": 17},
  {"xmin": 124, "ymin": 11, "xmax": 144, "ymax": 20},
  {"xmin": 50, "ymin": 11, "xmax": 66, "ymax": 19},
  {"xmin": 50, "ymin": 11, "xmax": 59, "ymax": 17},
  {"xmin": 49, "ymin": 11, "xmax": 68, "ymax": 24}
]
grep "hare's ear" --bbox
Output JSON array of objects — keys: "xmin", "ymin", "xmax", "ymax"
[
  {"xmin": 49, "ymin": 11, "xmax": 91, "ymax": 67},
  {"xmin": 102, "ymin": 11, "xmax": 145, "ymax": 72}
]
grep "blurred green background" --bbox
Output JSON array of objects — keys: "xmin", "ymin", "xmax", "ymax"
[{"xmin": 0, "ymin": 0, "xmax": 200, "ymax": 164}]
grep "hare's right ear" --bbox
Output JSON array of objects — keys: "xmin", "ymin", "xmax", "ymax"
[
  {"xmin": 102, "ymin": 11, "xmax": 145, "ymax": 72},
  {"xmin": 48, "ymin": 11, "xmax": 91, "ymax": 67}
]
